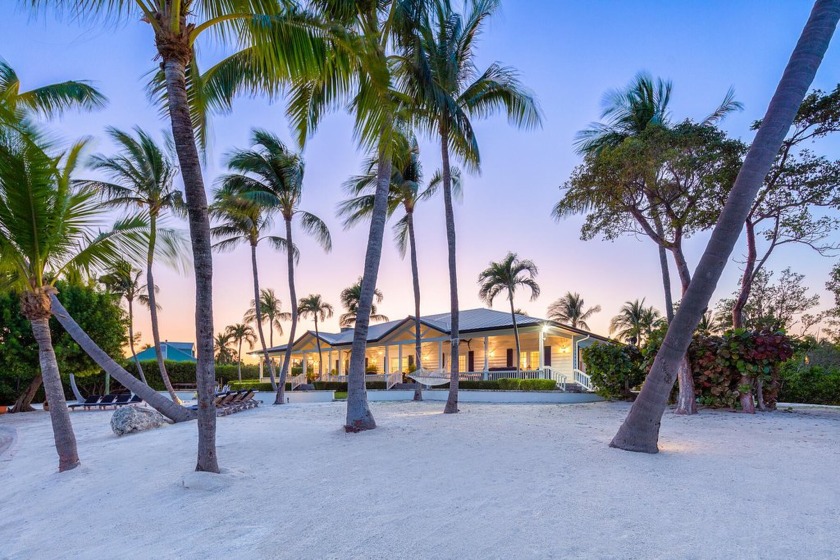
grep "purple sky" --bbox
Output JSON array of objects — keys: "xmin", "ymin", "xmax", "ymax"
[{"xmin": 3, "ymin": 1, "xmax": 839, "ymax": 353}]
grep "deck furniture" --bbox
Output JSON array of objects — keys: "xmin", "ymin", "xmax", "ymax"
[{"xmin": 69, "ymin": 395, "xmax": 102, "ymax": 410}]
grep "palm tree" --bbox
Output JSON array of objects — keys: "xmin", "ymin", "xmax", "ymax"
[
  {"xmin": 297, "ymin": 294, "xmax": 334, "ymax": 379},
  {"xmin": 226, "ymin": 323, "xmax": 256, "ymax": 381},
  {"xmin": 340, "ymin": 279, "xmax": 389, "ymax": 328},
  {"xmin": 33, "ymin": 0, "xmax": 333, "ymax": 475},
  {"xmin": 222, "ymin": 129, "xmax": 331, "ymax": 405},
  {"xmin": 612, "ymin": 0, "xmax": 840, "ymax": 451},
  {"xmin": 210, "ymin": 183, "xmax": 287, "ymax": 390},
  {"xmin": 244, "ymin": 288, "xmax": 290, "ymax": 348},
  {"xmin": 338, "ymin": 131, "xmax": 455, "ymax": 399},
  {"xmin": 609, "ymin": 299, "xmax": 662, "ymax": 345},
  {"xmin": 0, "ymin": 58, "xmax": 106, "ymax": 118},
  {"xmin": 477, "ymin": 253, "xmax": 540, "ymax": 373},
  {"xmin": 0, "ymin": 123, "xmax": 190, "ymax": 472},
  {"xmin": 82, "ymin": 127, "xmax": 187, "ymax": 403},
  {"xmin": 214, "ymin": 331, "xmax": 235, "ymax": 365},
  {"xmin": 403, "ymin": 0, "xmax": 542, "ymax": 413},
  {"xmin": 99, "ymin": 260, "xmax": 155, "ymax": 384},
  {"xmin": 547, "ymin": 292, "xmax": 601, "ymax": 330}
]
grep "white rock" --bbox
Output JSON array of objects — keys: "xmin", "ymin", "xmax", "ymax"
[{"xmin": 110, "ymin": 406, "xmax": 169, "ymax": 436}]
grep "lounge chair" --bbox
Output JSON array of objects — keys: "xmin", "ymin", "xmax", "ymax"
[
  {"xmin": 69, "ymin": 395, "xmax": 101, "ymax": 410},
  {"xmin": 112, "ymin": 394, "xmax": 132, "ymax": 407},
  {"xmin": 129, "ymin": 394, "xmax": 143, "ymax": 404},
  {"xmin": 93, "ymin": 394, "xmax": 118, "ymax": 409}
]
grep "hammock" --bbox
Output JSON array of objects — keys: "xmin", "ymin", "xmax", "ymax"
[{"xmin": 407, "ymin": 368, "xmax": 451, "ymax": 387}]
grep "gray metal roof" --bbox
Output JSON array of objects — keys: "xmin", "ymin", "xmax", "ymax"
[{"xmin": 260, "ymin": 308, "xmax": 607, "ymax": 354}]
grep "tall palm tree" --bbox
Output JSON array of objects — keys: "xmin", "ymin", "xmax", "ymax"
[
  {"xmin": 477, "ymin": 252, "xmax": 540, "ymax": 373},
  {"xmin": 609, "ymin": 299, "xmax": 662, "ymax": 346},
  {"xmin": 0, "ymin": 58, "xmax": 106, "ymax": 118},
  {"xmin": 210, "ymin": 183, "xmax": 287, "ymax": 390},
  {"xmin": 340, "ymin": 279, "xmax": 389, "ymax": 328},
  {"xmin": 32, "ymin": 0, "xmax": 333, "ymax": 475},
  {"xmin": 338, "ymin": 130, "xmax": 457, "ymax": 399},
  {"xmin": 612, "ymin": 0, "xmax": 840, "ymax": 452},
  {"xmin": 99, "ymin": 260, "xmax": 155, "ymax": 384},
  {"xmin": 403, "ymin": 0, "xmax": 542, "ymax": 413},
  {"xmin": 547, "ymin": 292, "xmax": 601, "ymax": 330},
  {"xmin": 82, "ymin": 127, "xmax": 187, "ymax": 403},
  {"xmin": 297, "ymin": 294, "xmax": 333, "ymax": 379},
  {"xmin": 226, "ymin": 323, "xmax": 256, "ymax": 381},
  {"xmin": 222, "ymin": 129, "xmax": 331, "ymax": 404},
  {"xmin": 244, "ymin": 288, "xmax": 290, "ymax": 348},
  {"xmin": 214, "ymin": 330, "xmax": 235, "ymax": 365},
  {"xmin": 0, "ymin": 123, "xmax": 190, "ymax": 472}
]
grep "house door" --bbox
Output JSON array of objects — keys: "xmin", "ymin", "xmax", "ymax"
[
  {"xmin": 506, "ymin": 349, "xmax": 513, "ymax": 368},
  {"xmin": 468, "ymin": 350, "xmax": 475, "ymax": 372},
  {"xmin": 544, "ymin": 346, "xmax": 552, "ymax": 367}
]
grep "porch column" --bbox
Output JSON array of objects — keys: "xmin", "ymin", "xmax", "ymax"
[
  {"xmin": 398, "ymin": 344, "xmax": 403, "ymax": 372},
  {"xmin": 337, "ymin": 351, "xmax": 343, "ymax": 375},
  {"xmin": 259, "ymin": 357, "xmax": 264, "ymax": 381},
  {"xmin": 384, "ymin": 346, "xmax": 390, "ymax": 374},
  {"xmin": 301, "ymin": 353, "xmax": 307, "ymax": 378},
  {"xmin": 438, "ymin": 340, "xmax": 444, "ymax": 371},
  {"xmin": 327, "ymin": 349, "xmax": 333, "ymax": 378},
  {"xmin": 483, "ymin": 337, "xmax": 489, "ymax": 380},
  {"xmin": 538, "ymin": 327, "xmax": 546, "ymax": 374}
]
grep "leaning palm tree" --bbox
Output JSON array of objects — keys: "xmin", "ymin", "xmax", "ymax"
[
  {"xmin": 82, "ymin": 127, "xmax": 187, "ymax": 403},
  {"xmin": 609, "ymin": 299, "xmax": 661, "ymax": 346},
  {"xmin": 0, "ymin": 58, "xmax": 106, "ymax": 118},
  {"xmin": 612, "ymin": 0, "xmax": 840, "ymax": 452},
  {"xmin": 340, "ymin": 279, "xmax": 389, "ymax": 328},
  {"xmin": 210, "ymin": 184, "xmax": 287, "ymax": 390},
  {"xmin": 547, "ymin": 292, "xmax": 601, "ymax": 330},
  {"xmin": 477, "ymin": 253, "xmax": 540, "ymax": 373},
  {"xmin": 403, "ymin": 0, "xmax": 542, "ymax": 413},
  {"xmin": 99, "ymin": 260, "xmax": 155, "ymax": 384},
  {"xmin": 214, "ymin": 331, "xmax": 235, "ymax": 365},
  {"xmin": 226, "ymin": 323, "xmax": 256, "ymax": 381},
  {"xmin": 338, "ymin": 130, "xmax": 458, "ymax": 399},
  {"xmin": 0, "ymin": 123, "xmax": 191, "ymax": 472},
  {"xmin": 297, "ymin": 294, "xmax": 333, "ymax": 379},
  {"xmin": 222, "ymin": 129, "xmax": 331, "ymax": 405},
  {"xmin": 31, "ymin": 0, "xmax": 334, "ymax": 475},
  {"xmin": 244, "ymin": 288, "xmax": 290, "ymax": 348}
]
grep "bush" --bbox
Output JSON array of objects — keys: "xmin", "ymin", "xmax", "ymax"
[
  {"xmin": 779, "ymin": 346, "xmax": 840, "ymax": 405},
  {"xmin": 582, "ymin": 343, "xmax": 644, "ymax": 400},
  {"xmin": 519, "ymin": 379, "xmax": 558, "ymax": 391},
  {"xmin": 228, "ymin": 381, "xmax": 278, "ymax": 392},
  {"xmin": 425, "ymin": 380, "xmax": 501, "ymax": 390},
  {"xmin": 498, "ymin": 378, "xmax": 521, "ymax": 390}
]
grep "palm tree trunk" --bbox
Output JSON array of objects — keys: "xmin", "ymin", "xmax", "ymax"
[
  {"xmin": 31, "ymin": 315, "xmax": 80, "ymax": 472},
  {"xmin": 237, "ymin": 338, "xmax": 243, "ymax": 382},
  {"xmin": 147, "ymin": 215, "xmax": 180, "ymax": 403},
  {"xmin": 647, "ymin": 195, "xmax": 674, "ymax": 323},
  {"xmin": 610, "ymin": 0, "xmax": 840, "ymax": 453},
  {"xmin": 251, "ymin": 244, "xmax": 278, "ymax": 389},
  {"xmin": 161, "ymin": 55, "xmax": 219, "ymax": 473},
  {"xmin": 127, "ymin": 298, "xmax": 147, "ymax": 385},
  {"xmin": 11, "ymin": 374, "xmax": 42, "ymax": 413},
  {"xmin": 670, "ymin": 243, "xmax": 698, "ymax": 416},
  {"xmin": 344, "ymin": 149, "xmax": 391, "ymax": 431},
  {"xmin": 509, "ymin": 294, "xmax": 521, "ymax": 373},
  {"xmin": 441, "ymin": 129, "xmax": 460, "ymax": 414},
  {"xmin": 315, "ymin": 316, "xmax": 323, "ymax": 379},
  {"xmin": 276, "ymin": 216, "xmax": 298, "ymax": 404},
  {"xmin": 732, "ymin": 219, "xmax": 757, "ymax": 329},
  {"xmin": 407, "ymin": 210, "xmax": 423, "ymax": 401},
  {"xmin": 51, "ymin": 294, "xmax": 195, "ymax": 422}
]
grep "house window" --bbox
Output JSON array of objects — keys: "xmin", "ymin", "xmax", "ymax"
[
  {"xmin": 506, "ymin": 349, "xmax": 513, "ymax": 368},
  {"xmin": 468, "ymin": 351, "xmax": 475, "ymax": 372},
  {"xmin": 544, "ymin": 346, "xmax": 552, "ymax": 367}
]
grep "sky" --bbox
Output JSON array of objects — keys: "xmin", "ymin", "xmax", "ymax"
[{"xmin": 2, "ymin": 1, "xmax": 839, "ymax": 357}]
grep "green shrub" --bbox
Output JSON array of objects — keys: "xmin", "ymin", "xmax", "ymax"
[
  {"xmin": 498, "ymin": 378, "xmax": 521, "ymax": 390},
  {"xmin": 228, "ymin": 381, "xmax": 279, "ymax": 392},
  {"xmin": 519, "ymin": 379, "xmax": 558, "ymax": 391},
  {"xmin": 582, "ymin": 343, "xmax": 644, "ymax": 400},
  {"xmin": 425, "ymin": 380, "xmax": 501, "ymax": 390},
  {"xmin": 779, "ymin": 361, "xmax": 840, "ymax": 405}
]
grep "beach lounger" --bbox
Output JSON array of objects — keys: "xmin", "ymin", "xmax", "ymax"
[
  {"xmin": 93, "ymin": 394, "xmax": 118, "ymax": 409},
  {"xmin": 112, "ymin": 394, "xmax": 132, "ymax": 407},
  {"xmin": 69, "ymin": 395, "xmax": 101, "ymax": 410},
  {"xmin": 129, "ymin": 394, "xmax": 143, "ymax": 404}
]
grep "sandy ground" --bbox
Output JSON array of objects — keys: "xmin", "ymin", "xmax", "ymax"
[{"xmin": 1, "ymin": 401, "xmax": 839, "ymax": 560}]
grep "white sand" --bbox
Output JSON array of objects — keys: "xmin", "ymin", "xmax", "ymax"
[{"xmin": 1, "ymin": 401, "xmax": 839, "ymax": 559}]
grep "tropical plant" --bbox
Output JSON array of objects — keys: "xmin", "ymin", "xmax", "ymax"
[
  {"xmin": 214, "ymin": 330, "xmax": 235, "ymax": 365},
  {"xmin": 611, "ymin": 0, "xmax": 840, "ymax": 453},
  {"xmin": 81, "ymin": 126, "xmax": 187, "ymax": 403},
  {"xmin": 30, "ymin": 0, "xmax": 335, "ymax": 474},
  {"xmin": 477, "ymin": 252, "xmax": 540, "ymax": 373},
  {"xmin": 225, "ymin": 323, "xmax": 256, "ymax": 380},
  {"xmin": 0, "ymin": 122, "xmax": 190, "ymax": 472},
  {"xmin": 221, "ymin": 129, "xmax": 330, "ymax": 405},
  {"xmin": 547, "ymin": 292, "xmax": 601, "ymax": 330},
  {"xmin": 99, "ymin": 260, "xmax": 155, "ymax": 384},
  {"xmin": 609, "ymin": 299, "xmax": 662, "ymax": 346},
  {"xmin": 244, "ymin": 288, "xmax": 290, "ymax": 348},
  {"xmin": 297, "ymin": 294, "xmax": 333, "ymax": 378},
  {"xmin": 340, "ymin": 278, "xmax": 388, "ymax": 328},
  {"xmin": 0, "ymin": 58, "xmax": 106, "ymax": 118},
  {"xmin": 402, "ymin": 0, "xmax": 542, "ymax": 413},
  {"xmin": 210, "ymin": 181, "xmax": 290, "ymax": 390}
]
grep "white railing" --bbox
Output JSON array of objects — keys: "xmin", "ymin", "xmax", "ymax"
[
  {"xmin": 484, "ymin": 369, "xmax": 547, "ymax": 381},
  {"xmin": 573, "ymin": 369, "xmax": 594, "ymax": 392},
  {"xmin": 542, "ymin": 367, "xmax": 567, "ymax": 391},
  {"xmin": 320, "ymin": 374, "xmax": 388, "ymax": 384},
  {"xmin": 386, "ymin": 372, "xmax": 402, "ymax": 390},
  {"xmin": 289, "ymin": 373, "xmax": 307, "ymax": 390}
]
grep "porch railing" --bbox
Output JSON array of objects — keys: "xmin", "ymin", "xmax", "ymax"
[
  {"xmin": 484, "ymin": 369, "xmax": 547, "ymax": 381},
  {"xmin": 573, "ymin": 369, "xmax": 594, "ymax": 392},
  {"xmin": 542, "ymin": 367, "xmax": 567, "ymax": 391},
  {"xmin": 289, "ymin": 373, "xmax": 307, "ymax": 391},
  {"xmin": 320, "ymin": 374, "xmax": 388, "ymax": 385}
]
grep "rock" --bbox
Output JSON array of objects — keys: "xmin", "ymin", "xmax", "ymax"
[{"xmin": 110, "ymin": 406, "xmax": 170, "ymax": 436}]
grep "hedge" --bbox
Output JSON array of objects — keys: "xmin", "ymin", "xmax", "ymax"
[{"xmin": 779, "ymin": 363, "xmax": 840, "ymax": 405}]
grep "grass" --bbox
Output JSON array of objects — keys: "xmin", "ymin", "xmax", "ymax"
[{"xmin": 334, "ymin": 391, "xmax": 347, "ymax": 400}]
